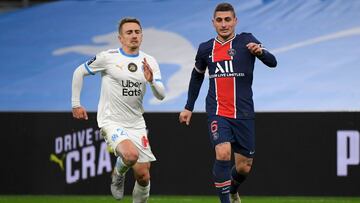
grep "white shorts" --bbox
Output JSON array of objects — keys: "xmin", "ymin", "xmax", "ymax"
[{"xmin": 101, "ymin": 124, "xmax": 156, "ymax": 163}]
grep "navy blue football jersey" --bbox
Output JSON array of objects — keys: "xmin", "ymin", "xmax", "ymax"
[{"xmin": 192, "ymin": 33, "xmax": 277, "ymax": 119}]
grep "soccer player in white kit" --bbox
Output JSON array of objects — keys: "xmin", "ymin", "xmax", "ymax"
[{"xmin": 71, "ymin": 17, "xmax": 165, "ymax": 202}]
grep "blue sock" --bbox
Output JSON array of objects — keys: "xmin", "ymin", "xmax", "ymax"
[
  {"xmin": 230, "ymin": 166, "xmax": 247, "ymax": 194},
  {"xmin": 213, "ymin": 160, "xmax": 232, "ymax": 203}
]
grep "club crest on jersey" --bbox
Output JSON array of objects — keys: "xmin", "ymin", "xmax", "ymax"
[
  {"xmin": 128, "ymin": 63, "xmax": 137, "ymax": 72},
  {"xmin": 227, "ymin": 48, "xmax": 236, "ymax": 57}
]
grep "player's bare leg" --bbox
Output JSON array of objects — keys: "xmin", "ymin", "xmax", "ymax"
[
  {"xmin": 111, "ymin": 140, "xmax": 139, "ymax": 200},
  {"xmin": 132, "ymin": 162, "xmax": 151, "ymax": 203},
  {"xmin": 230, "ymin": 153, "xmax": 253, "ymax": 203}
]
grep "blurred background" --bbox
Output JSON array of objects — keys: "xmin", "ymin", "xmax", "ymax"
[{"xmin": 0, "ymin": 0, "xmax": 359, "ymax": 198}]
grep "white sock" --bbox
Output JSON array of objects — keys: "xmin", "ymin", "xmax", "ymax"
[
  {"xmin": 132, "ymin": 181, "xmax": 150, "ymax": 203},
  {"xmin": 115, "ymin": 157, "xmax": 130, "ymax": 175}
]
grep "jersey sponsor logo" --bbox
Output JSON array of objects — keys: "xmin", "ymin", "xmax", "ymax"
[
  {"xmin": 121, "ymin": 80, "xmax": 142, "ymax": 96},
  {"xmin": 227, "ymin": 48, "xmax": 236, "ymax": 57},
  {"xmin": 87, "ymin": 56, "xmax": 96, "ymax": 65},
  {"xmin": 128, "ymin": 62, "xmax": 138, "ymax": 72},
  {"xmin": 209, "ymin": 60, "xmax": 245, "ymax": 78},
  {"xmin": 215, "ymin": 61, "xmax": 234, "ymax": 74}
]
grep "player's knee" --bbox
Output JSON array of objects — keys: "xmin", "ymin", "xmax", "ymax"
[
  {"xmin": 215, "ymin": 143, "xmax": 231, "ymax": 160},
  {"xmin": 239, "ymin": 167, "xmax": 251, "ymax": 175},
  {"xmin": 236, "ymin": 163, "xmax": 252, "ymax": 175},
  {"xmin": 136, "ymin": 172, "xmax": 150, "ymax": 186},
  {"xmin": 216, "ymin": 152, "xmax": 231, "ymax": 160},
  {"xmin": 121, "ymin": 150, "xmax": 139, "ymax": 166}
]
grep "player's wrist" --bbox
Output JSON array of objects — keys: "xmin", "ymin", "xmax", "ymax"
[
  {"xmin": 257, "ymin": 49, "xmax": 266, "ymax": 58},
  {"xmin": 72, "ymin": 101, "xmax": 81, "ymax": 109},
  {"xmin": 184, "ymin": 105, "xmax": 193, "ymax": 112}
]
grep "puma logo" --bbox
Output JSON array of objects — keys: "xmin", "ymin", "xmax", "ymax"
[{"xmin": 50, "ymin": 153, "xmax": 66, "ymax": 171}]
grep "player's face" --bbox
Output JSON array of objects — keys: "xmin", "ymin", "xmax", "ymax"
[
  {"xmin": 212, "ymin": 11, "xmax": 237, "ymax": 41},
  {"xmin": 118, "ymin": 22, "xmax": 143, "ymax": 52}
]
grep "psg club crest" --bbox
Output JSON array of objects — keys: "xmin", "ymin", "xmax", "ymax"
[
  {"xmin": 227, "ymin": 48, "xmax": 236, "ymax": 57},
  {"xmin": 128, "ymin": 63, "xmax": 138, "ymax": 72}
]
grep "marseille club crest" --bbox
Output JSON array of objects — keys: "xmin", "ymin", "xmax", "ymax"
[{"xmin": 128, "ymin": 63, "xmax": 138, "ymax": 72}]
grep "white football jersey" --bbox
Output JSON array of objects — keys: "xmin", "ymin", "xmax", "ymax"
[{"xmin": 83, "ymin": 48, "xmax": 162, "ymax": 128}]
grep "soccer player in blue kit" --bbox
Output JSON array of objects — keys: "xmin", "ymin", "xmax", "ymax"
[{"xmin": 179, "ymin": 2, "xmax": 277, "ymax": 203}]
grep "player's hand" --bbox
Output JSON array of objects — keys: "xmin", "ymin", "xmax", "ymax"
[
  {"xmin": 72, "ymin": 106, "xmax": 88, "ymax": 120},
  {"xmin": 246, "ymin": 42, "xmax": 263, "ymax": 56},
  {"xmin": 142, "ymin": 58, "xmax": 153, "ymax": 83},
  {"xmin": 179, "ymin": 109, "xmax": 192, "ymax": 126}
]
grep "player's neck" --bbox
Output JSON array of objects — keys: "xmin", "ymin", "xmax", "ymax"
[
  {"xmin": 121, "ymin": 47, "xmax": 139, "ymax": 55},
  {"xmin": 216, "ymin": 33, "xmax": 235, "ymax": 43}
]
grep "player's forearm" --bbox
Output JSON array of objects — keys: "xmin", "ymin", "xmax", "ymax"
[
  {"xmin": 71, "ymin": 65, "xmax": 89, "ymax": 108},
  {"xmin": 185, "ymin": 68, "xmax": 205, "ymax": 111},
  {"xmin": 150, "ymin": 79, "xmax": 165, "ymax": 100},
  {"xmin": 258, "ymin": 49, "xmax": 277, "ymax": 68}
]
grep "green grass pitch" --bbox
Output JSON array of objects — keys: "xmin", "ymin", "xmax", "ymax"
[{"xmin": 1, "ymin": 195, "xmax": 360, "ymax": 203}]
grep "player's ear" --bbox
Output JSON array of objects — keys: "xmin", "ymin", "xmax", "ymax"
[
  {"xmin": 212, "ymin": 18, "xmax": 216, "ymax": 27},
  {"xmin": 118, "ymin": 35, "xmax": 123, "ymax": 44}
]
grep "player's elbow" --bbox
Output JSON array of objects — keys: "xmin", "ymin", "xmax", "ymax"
[
  {"xmin": 269, "ymin": 62, "xmax": 277, "ymax": 68},
  {"xmin": 268, "ymin": 59, "xmax": 277, "ymax": 68}
]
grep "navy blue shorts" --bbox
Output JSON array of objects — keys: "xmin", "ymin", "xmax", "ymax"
[{"xmin": 207, "ymin": 115, "xmax": 255, "ymax": 158}]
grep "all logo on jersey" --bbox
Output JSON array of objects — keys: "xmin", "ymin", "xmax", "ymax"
[
  {"xmin": 227, "ymin": 48, "xmax": 236, "ymax": 57},
  {"xmin": 209, "ymin": 60, "xmax": 245, "ymax": 78},
  {"xmin": 215, "ymin": 61, "xmax": 234, "ymax": 74},
  {"xmin": 128, "ymin": 63, "xmax": 138, "ymax": 72}
]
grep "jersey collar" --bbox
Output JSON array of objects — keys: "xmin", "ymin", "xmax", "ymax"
[
  {"xmin": 215, "ymin": 34, "xmax": 236, "ymax": 45},
  {"xmin": 119, "ymin": 48, "xmax": 139, "ymax": 58}
]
